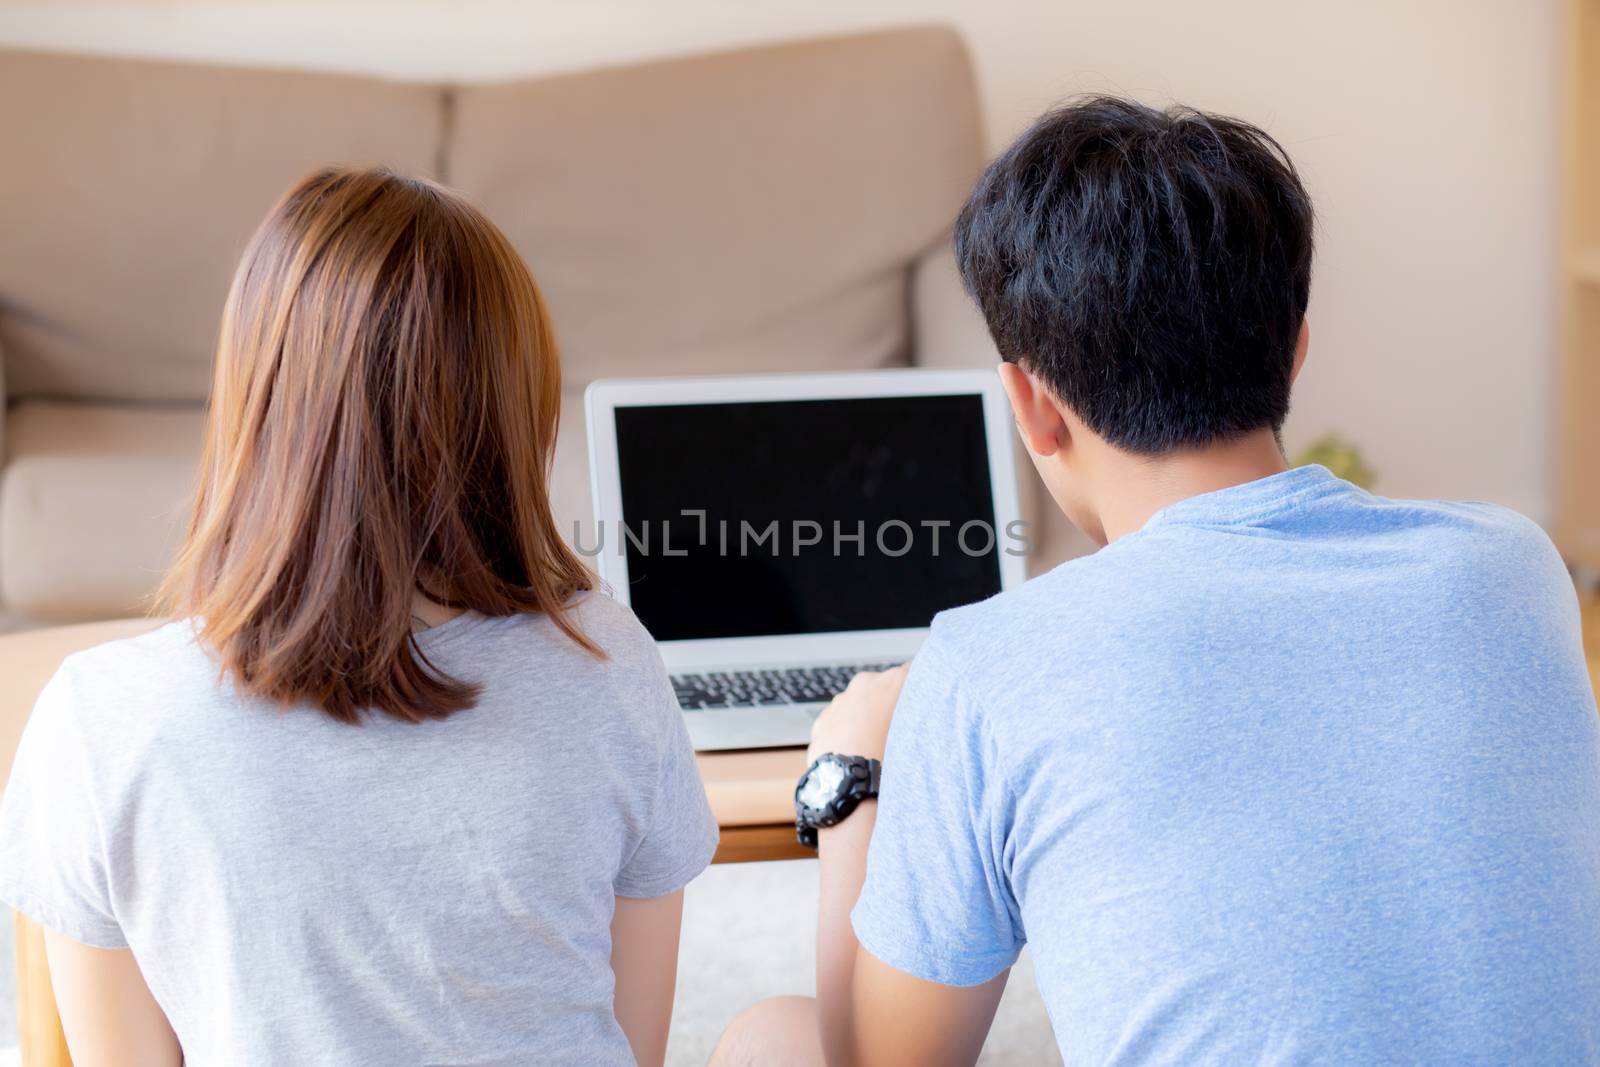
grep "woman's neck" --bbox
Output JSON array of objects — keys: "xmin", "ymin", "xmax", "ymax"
[{"xmin": 410, "ymin": 593, "xmax": 464, "ymax": 632}]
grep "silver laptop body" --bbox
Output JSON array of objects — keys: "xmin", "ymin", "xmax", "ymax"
[{"xmin": 585, "ymin": 369, "xmax": 1026, "ymax": 751}]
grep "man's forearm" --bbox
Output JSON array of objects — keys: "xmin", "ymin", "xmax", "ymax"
[{"xmin": 815, "ymin": 799, "xmax": 877, "ymax": 1065}]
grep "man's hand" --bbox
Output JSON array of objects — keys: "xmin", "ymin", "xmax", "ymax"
[{"xmin": 808, "ymin": 664, "xmax": 909, "ymax": 764}]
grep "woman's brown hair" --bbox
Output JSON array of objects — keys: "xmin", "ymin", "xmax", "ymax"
[{"xmin": 160, "ymin": 166, "xmax": 598, "ymax": 724}]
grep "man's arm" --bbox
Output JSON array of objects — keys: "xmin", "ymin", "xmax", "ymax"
[
  {"xmin": 817, "ymin": 802, "xmax": 1009, "ymax": 1067},
  {"xmin": 42, "ymin": 925, "xmax": 181, "ymax": 1066},
  {"xmin": 809, "ymin": 668, "xmax": 1009, "ymax": 1067}
]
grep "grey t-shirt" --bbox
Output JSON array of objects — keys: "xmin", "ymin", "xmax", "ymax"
[{"xmin": 0, "ymin": 592, "xmax": 718, "ymax": 1066}]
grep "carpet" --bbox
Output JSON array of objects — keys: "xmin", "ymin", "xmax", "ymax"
[{"xmin": 668, "ymin": 860, "xmax": 1059, "ymax": 1065}]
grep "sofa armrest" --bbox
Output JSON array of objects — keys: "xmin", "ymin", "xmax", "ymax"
[
  {"xmin": 1, "ymin": 339, "xmax": 7, "ymax": 615},
  {"xmin": 0, "ymin": 333, "xmax": 7, "ymax": 469}
]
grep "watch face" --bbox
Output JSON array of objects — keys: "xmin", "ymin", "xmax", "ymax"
[{"xmin": 797, "ymin": 756, "xmax": 848, "ymax": 814}]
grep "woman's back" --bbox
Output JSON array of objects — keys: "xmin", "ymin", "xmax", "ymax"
[
  {"xmin": 1, "ymin": 592, "xmax": 713, "ymax": 1065},
  {"xmin": 0, "ymin": 166, "xmax": 715, "ymax": 1064}
]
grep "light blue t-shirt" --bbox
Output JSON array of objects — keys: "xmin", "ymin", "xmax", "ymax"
[{"xmin": 854, "ymin": 465, "xmax": 1600, "ymax": 1065}]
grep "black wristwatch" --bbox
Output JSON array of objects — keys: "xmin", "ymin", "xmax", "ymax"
[{"xmin": 794, "ymin": 753, "xmax": 882, "ymax": 848}]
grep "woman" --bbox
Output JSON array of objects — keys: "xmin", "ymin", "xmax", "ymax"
[{"xmin": 0, "ymin": 167, "xmax": 716, "ymax": 1065}]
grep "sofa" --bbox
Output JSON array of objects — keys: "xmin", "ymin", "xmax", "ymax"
[{"xmin": 0, "ymin": 26, "xmax": 1081, "ymax": 634}]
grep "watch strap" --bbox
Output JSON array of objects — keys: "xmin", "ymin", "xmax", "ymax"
[{"xmin": 795, "ymin": 754, "xmax": 881, "ymax": 848}]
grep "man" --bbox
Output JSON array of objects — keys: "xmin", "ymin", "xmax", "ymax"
[{"xmin": 712, "ymin": 97, "xmax": 1600, "ymax": 1065}]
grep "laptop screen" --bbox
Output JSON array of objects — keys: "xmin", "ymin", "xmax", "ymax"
[{"xmin": 611, "ymin": 393, "xmax": 1005, "ymax": 641}]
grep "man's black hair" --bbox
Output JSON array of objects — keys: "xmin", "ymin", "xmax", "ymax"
[{"xmin": 954, "ymin": 96, "xmax": 1315, "ymax": 454}]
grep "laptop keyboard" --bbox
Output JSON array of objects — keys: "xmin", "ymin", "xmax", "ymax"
[{"xmin": 671, "ymin": 664, "xmax": 899, "ymax": 710}]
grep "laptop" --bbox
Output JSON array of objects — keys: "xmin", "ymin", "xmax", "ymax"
[{"xmin": 585, "ymin": 369, "xmax": 1026, "ymax": 750}]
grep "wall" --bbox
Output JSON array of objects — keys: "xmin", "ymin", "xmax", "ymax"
[{"xmin": 0, "ymin": 0, "xmax": 1563, "ymax": 521}]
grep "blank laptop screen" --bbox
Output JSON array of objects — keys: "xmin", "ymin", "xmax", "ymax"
[{"xmin": 610, "ymin": 393, "xmax": 1004, "ymax": 642}]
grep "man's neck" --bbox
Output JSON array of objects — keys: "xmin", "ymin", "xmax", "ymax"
[{"xmin": 1094, "ymin": 430, "xmax": 1290, "ymax": 543}]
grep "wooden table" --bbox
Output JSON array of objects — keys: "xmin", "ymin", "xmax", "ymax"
[
  {"xmin": 700, "ymin": 746, "xmax": 812, "ymax": 863},
  {"xmin": 14, "ymin": 745, "xmax": 811, "ymax": 1066}
]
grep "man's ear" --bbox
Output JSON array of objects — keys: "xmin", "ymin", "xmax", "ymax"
[
  {"xmin": 997, "ymin": 362, "xmax": 1067, "ymax": 458},
  {"xmin": 1290, "ymin": 319, "xmax": 1310, "ymax": 384}
]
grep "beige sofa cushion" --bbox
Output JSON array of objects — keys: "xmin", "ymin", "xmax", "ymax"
[
  {"xmin": 450, "ymin": 26, "xmax": 983, "ymax": 385},
  {"xmin": 0, "ymin": 50, "xmax": 443, "ymax": 403},
  {"xmin": 0, "ymin": 402, "xmax": 204, "ymax": 620}
]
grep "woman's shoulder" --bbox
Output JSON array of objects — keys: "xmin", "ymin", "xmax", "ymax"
[
  {"xmin": 474, "ymin": 588, "xmax": 651, "ymax": 653},
  {"xmin": 23, "ymin": 620, "xmax": 222, "ymax": 762},
  {"xmin": 456, "ymin": 591, "xmax": 678, "ymax": 739},
  {"xmin": 567, "ymin": 587, "xmax": 658, "ymax": 657},
  {"xmin": 455, "ymin": 589, "xmax": 665, "ymax": 683},
  {"xmin": 51, "ymin": 620, "xmax": 217, "ymax": 697}
]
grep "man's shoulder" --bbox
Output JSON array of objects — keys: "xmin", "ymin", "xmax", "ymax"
[
  {"xmin": 923, "ymin": 546, "xmax": 1140, "ymax": 684},
  {"xmin": 1375, "ymin": 496, "xmax": 1567, "ymax": 589},
  {"xmin": 1419, "ymin": 498, "xmax": 1558, "ymax": 554}
]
